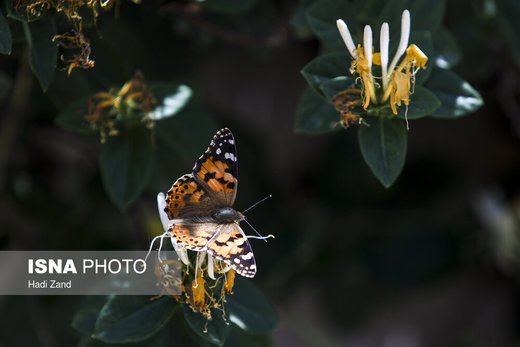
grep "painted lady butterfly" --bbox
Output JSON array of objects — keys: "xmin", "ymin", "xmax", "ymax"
[{"xmin": 164, "ymin": 128, "xmax": 257, "ymax": 278}]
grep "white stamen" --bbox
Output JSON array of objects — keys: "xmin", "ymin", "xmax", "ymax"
[
  {"xmin": 144, "ymin": 231, "xmax": 169, "ymax": 263},
  {"xmin": 170, "ymin": 234, "xmax": 190, "ymax": 265},
  {"xmin": 193, "ymin": 252, "xmax": 205, "ymax": 288},
  {"xmin": 363, "ymin": 25, "xmax": 373, "ymax": 69},
  {"xmin": 388, "ymin": 9, "xmax": 411, "ymax": 75},
  {"xmin": 380, "ymin": 22, "xmax": 390, "ymax": 89},
  {"xmin": 336, "ymin": 19, "xmax": 358, "ymax": 58},
  {"xmin": 220, "ymin": 260, "xmax": 231, "ymax": 273},
  {"xmin": 157, "ymin": 233, "xmax": 166, "ymax": 261},
  {"xmin": 208, "ymin": 253, "xmax": 215, "ymax": 280}
]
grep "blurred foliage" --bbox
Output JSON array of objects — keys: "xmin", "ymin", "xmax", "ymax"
[{"xmin": 0, "ymin": 0, "xmax": 520, "ymax": 345}]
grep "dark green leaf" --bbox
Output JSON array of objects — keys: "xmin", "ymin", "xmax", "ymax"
[
  {"xmin": 365, "ymin": 0, "xmax": 444, "ymax": 40},
  {"xmin": 182, "ymin": 305, "xmax": 231, "ymax": 346},
  {"xmin": 496, "ymin": 0, "xmax": 520, "ymax": 67},
  {"xmin": 227, "ymin": 278, "xmax": 277, "ymax": 334},
  {"xmin": 301, "ymin": 52, "xmax": 349, "ymax": 98},
  {"xmin": 94, "ymin": 296, "xmax": 177, "ymax": 343},
  {"xmin": 148, "ymin": 83, "xmax": 192, "ymax": 121},
  {"xmin": 23, "ymin": 18, "xmax": 58, "ymax": 91},
  {"xmin": 290, "ymin": 0, "xmax": 315, "ymax": 39},
  {"xmin": 0, "ymin": 9, "xmax": 12, "ymax": 54},
  {"xmin": 393, "ymin": 85, "xmax": 441, "ymax": 120},
  {"xmin": 305, "ymin": 0, "xmax": 358, "ymax": 51},
  {"xmin": 374, "ymin": 0, "xmax": 407, "ymax": 32},
  {"xmin": 358, "ymin": 116, "xmax": 407, "ymax": 188},
  {"xmin": 155, "ymin": 104, "xmax": 220, "ymax": 160},
  {"xmin": 432, "ymin": 27, "xmax": 461, "ymax": 69},
  {"xmin": 294, "ymin": 87, "xmax": 340, "ymax": 134},
  {"xmin": 424, "ymin": 68, "xmax": 483, "ymax": 118},
  {"xmin": 71, "ymin": 296, "xmax": 112, "ymax": 335},
  {"xmin": 319, "ymin": 76, "xmax": 356, "ymax": 101},
  {"xmin": 407, "ymin": 0, "xmax": 445, "ymax": 32},
  {"xmin": 224, "ymin": 326, "xmax": 272, "ymax": 347},
  {"xmin": 100, "ymin": 125, "xmax": 155, "ymax": 209},
  {"xmin": 55, "ymin": 98, "xmax": 96, "ymax": 135},
  {"xmin": 409, "ymin": 30, "xmax": 433, "ymax": 85},
  {"xmin": 202, "ymin": 0, "xmax": 256, "ymax": 15}
]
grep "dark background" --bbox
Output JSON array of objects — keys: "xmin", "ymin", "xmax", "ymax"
[{"xmin": 1, "ymin": 0, "xmax": 520, "ymax": 346}]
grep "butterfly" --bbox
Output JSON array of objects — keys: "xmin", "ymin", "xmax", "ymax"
[{"xmin": 163, "ymin": 128, "xmax": 257, "ymax": 278}]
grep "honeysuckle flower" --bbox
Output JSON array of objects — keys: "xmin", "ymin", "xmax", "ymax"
[
  {"xmin": 336, "ymin": 9, "xmax": 428, "ymax": 122},
  {"xmin": 85, "ymin": 71, "xmax": 156, "ymax": 142},
  {"xmin": 151, "ymin": 192, "xmax": 235, "ymax": 317}
]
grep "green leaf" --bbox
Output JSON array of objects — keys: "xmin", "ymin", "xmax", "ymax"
[
  {"xmin": 148, "ymin": 83, "xmax": 192, "ymax": 121},
  {"xmin": 294, "ymin": 87, "xmax": 340, "ymax": 134},
  {"xmin": 319, "ymin": 76, "xmax": 356, "ymax": 101},
  {"xmin": 305, "ymin": 0, "xmax": 358, "ymax": 51},
  {"xmin": 409, "ymin": 30, "xmax": 433, "ymax": 85},
  {"xmin": 23, "ymin": 18, "xmax": 58, "ymax": 91},
  {"xmin": 100, "ymin": 125, "xmax": 155, "ymax": 209},
  {"xmin": 392, "ymin": 85, "xmax": 441, "ymax": 120},
  {"xmin": 155, "ymin": 103, "xmax": 220, "ymax": 160},
  {"xmin": 224, "ymin": 326, "xmax": 272, "ymax": 347},
  {"xmin": 496, "ymin": 0, "xmax": 520, "ymax": 67},
  {"xmin": 358, "ymin": 116, "xmax": 407, "ymax": 188},
  {"xmin": 301, "ymin": 52, "xmax": 349, "ymax": 98},
  {"xmin": 227, "ymin": 278, "xmax": 277, "ymax": 334},
  {"xmin": 182, "ymin": 305, "xmax": 230, "ymax": 346},
  {"xmin": 202, "ymin": 0, "xmax": 256, "ymax": 14},
  {"xmin": 54, "ymin": 98, "xmax": 95, "ymax": 134},
  {"xmin": 94, "ymin": 296, "xmax": 177, "ymax": 343},
  {"xmin": 290, "ymin": 0, "xmax": 315, "ymax": 39},
  {"xmin": 71, "ymin": 296, "xmax": 112, "ymax": 335},
  {"xmin": 424, "ymin": 68, "xmax": 483, "ymax": 118},
  {"xmin": 0, "ymin": 9, "xmax": 12, "ymax": 54},
  {"xmin": 407, "ymin": 0, "xmax": 445, "ymax": 32},
  {"xmin": 432, "ymin": 27, "xmax": 461, "ymax": 69}
]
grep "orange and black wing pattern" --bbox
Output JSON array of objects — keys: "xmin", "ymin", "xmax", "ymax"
[
  {"xmin": 164, "ymin": 174, "xmax": 212, "ymax": 219},
  {"xmin": 169, "ymin": 222, "xmax": 256, "ymax": 278},
  {"xmin": 192, "ymin": 128, "xmax": 238, "ymax": 207}
]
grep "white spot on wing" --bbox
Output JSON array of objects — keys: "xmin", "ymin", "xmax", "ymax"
[{"xmin": 224, "ymin": 152, "xmax": 237, "ymax": 162}]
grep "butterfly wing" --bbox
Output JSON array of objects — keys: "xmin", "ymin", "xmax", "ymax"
[
  {"xmin": 164, "ymin": 174, "xmax": 213, "ymax": 219},
  {"xmin": 164, "ymin": 128, "xmax": 239, "ymax": 219},
  {"xmin": 192, "ymin": 128, "xmax": 238, "ymax": 207},
  {"xmin": 169, "ymin": 222, "xmax": 256, "ymax": 278}
]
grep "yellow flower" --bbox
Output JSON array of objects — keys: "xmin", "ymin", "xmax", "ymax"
[
  {"xmin": 84, "ymin": 71, "xmax": 156, "ymax": 142},
  {"xmin": 336, "ymin": 9, "xmax": 428, "ymax": 116}
]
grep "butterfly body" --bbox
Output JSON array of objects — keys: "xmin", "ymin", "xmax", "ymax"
[
  {"xmin": 211, "ymin": 207, "xmax": 244, "ymax": 223},
  {"xmin": 163, "ymin": 128, "xmax": 257, "ymax": 278}
]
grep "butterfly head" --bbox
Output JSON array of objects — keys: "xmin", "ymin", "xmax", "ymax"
[{"xmin": 211, "ymin": 207, "xmax": 245, "ymax": 224}]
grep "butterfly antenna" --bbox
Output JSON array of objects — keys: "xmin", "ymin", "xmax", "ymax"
[
  {"xmin": 243, "ymin": 194, "xmax": 273, "ymax": 214},
  {"xmin": 243, "ymin": 219, "xmax": 275, "ymax": 243}
]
